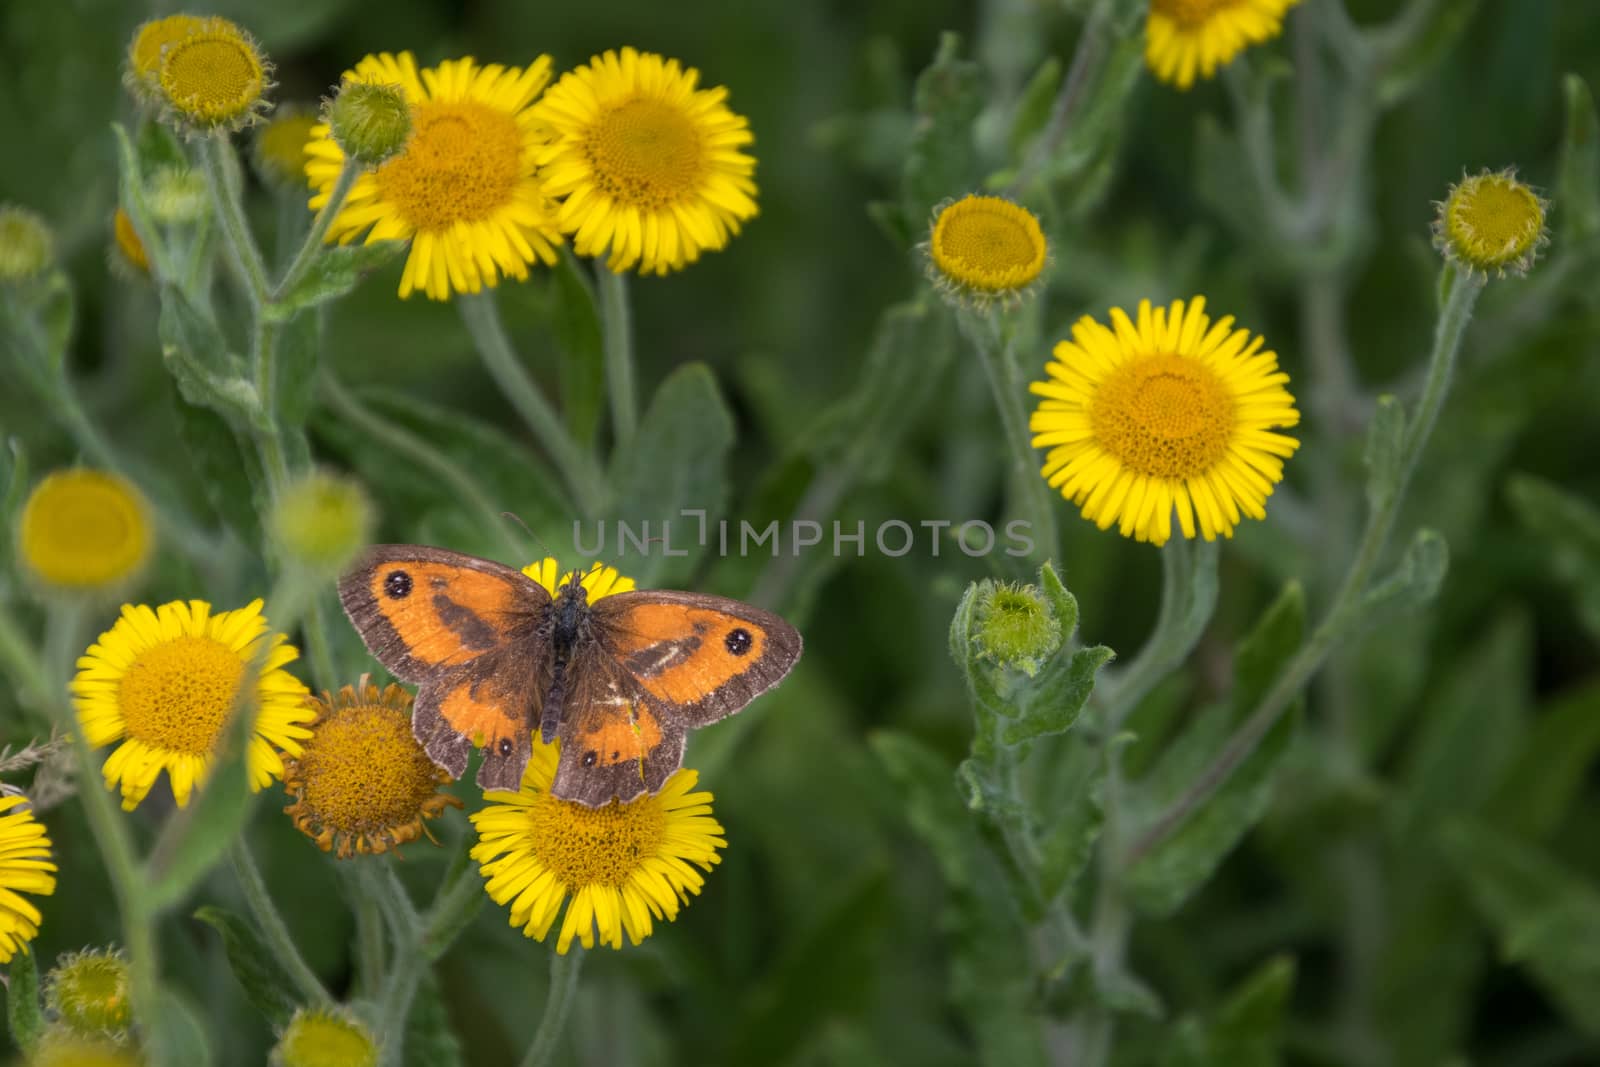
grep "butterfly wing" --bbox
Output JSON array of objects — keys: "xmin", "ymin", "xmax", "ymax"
[
  {"xmin": 338, "ymin": 545, "xmax": 551, "ymax": 785},
  {"xmin": 548, "ymin": 655, "xmax": 685, "ymax": 807}
]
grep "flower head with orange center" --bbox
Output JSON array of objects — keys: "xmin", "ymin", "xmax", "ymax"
[
  {"xmin": 282, "ymin": 677, "xmax": 462, "ymax": 858},
  {"xmin": 923, "ymin": 194, "xmax": 1049, "ymax": 309},
  {"xmin": 1029, "ymin": 296, "xmax": 1300, "ymax": 544},
  {"xmin": 18, "ymin": 469, "xmax": 151, "ymax": 593},
  {"xmin": 71, "ymin": 599, "xmax": 315, "ymax": 810},
  {"xmin": 1146, "ymin": 0, "xmax": 1301, "ymax": 90},
  {"xmin": 0, "ymin": 789, "xmax": 56, "ymax": 965},
  {"xmin": 532, "ymin": 47, "xmax": 758, "ymax": 275},
  {"xmin": 1433, "ymin": 167, "xmax": 1549, "ymax": 278},
  {"xmin": 154, "ymin": 16, "xmax": 274, "ymax": 134},
  {"xmin": 305, "ymin": 52, "xmax": 563, "ymax": 300}
]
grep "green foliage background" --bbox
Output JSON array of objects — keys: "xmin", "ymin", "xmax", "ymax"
[{"xmin": 2, "ymin": 0, "xmax": 1600, "ymax": 1064}]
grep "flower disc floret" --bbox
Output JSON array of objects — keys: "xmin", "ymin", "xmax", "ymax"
[
  {"xmin": 1029, "ymin": 296, "xmax": 1300, "ymax": 545},
  {"xmin": 532, "ymin": 47, "xmax": 759, "ymax": 275},
  {"xmin": 1146, "ymin": 0, "xmax": 1301, "ymax": 90},
  {"xmin": 305, "ymin": 51, "xmax": 563, "ymax": 301}
]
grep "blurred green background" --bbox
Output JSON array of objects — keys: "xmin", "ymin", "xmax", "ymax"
[{"xmin": 3, "ymin": 0, "xmax": 1600, "ymax": 1064}]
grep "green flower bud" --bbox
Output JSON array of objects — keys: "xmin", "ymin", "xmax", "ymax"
[
  {"xmin": 270, "ymin": 1006, "xmax": 378, "ymax": 1067},
  {"xmin": 973, "ymin": 581, "xmax": 1062, "ymax": 678},
  {"xmin": 27, "ymin": 1027, "xmax": 141, "ymax": 1067},
  {"xmin": 0, "ymin": 205, "xmax": 55, "ymax": 284},
  {"xmin": 269, "ymin": 471, "xmax": 374, "ymax": 575},
  {"xmin": 146, "ymin": 165, "xmax": 208, "ymax": 225},
  {"xmin": 44, "ymin": 948, "xmax": 133, "ymax": 1038},
  {"xmin": 325, "ymin": 81, "xmax": 411, "ymax": 167}
]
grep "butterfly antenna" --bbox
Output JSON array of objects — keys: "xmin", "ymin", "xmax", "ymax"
[{"xmin": 501, "ymin": 511, "xmax": 557, "ymax": 564}]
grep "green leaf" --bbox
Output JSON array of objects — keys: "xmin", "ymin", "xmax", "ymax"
[
  {"xmin": 4, "ymin": 949, "xmax": 43, "ymax": 1052},
  {"xmin": 1489, "ymin": 681, "xmax": 1600, "ymax": 842},
  {"xmin": 405, "ymin": 967, "xmax": 464, "ymax": 1067},
  {"xmin": 169, "ymin": 381, "xmax": 267, "ymax": 550},
  {"xmin": 1035, "ymin": 748, "xmax": 1104, "ymax": 903},
  {"xmin": 607, "ymin": 363, "xmax": 735, "ymax": 587},
  {"xmin": 871, "ymin": 731, "xmax": 981, "ymax": 891},
  {"xmin": 1125, "ymin": 583, "xmax": 1305, "ymax": 917},
  {"xmin": 158, "ymin": 284, "xmax": 258, "ymax": 421},
  {"xmin": 901, "ymin": 33, "xmax": 984, "ymax": 228},
  {"xmin": 135, "ymin": 117, "xmax": 188, "ymax": 176},
  {"xmin": 274, "ymin": 309, "xmax": 321, "ymax": 428},
  {"xmin": 1001, "ymin": 645, "xmax": 1115, "ymax": 745},
  {"xmin": 267, "ymin": 241, "xmax": 407, "ymax": 319},
  {"xmin": 1556, "ymin": 74, "xmax": 1599, "ymax": 244},
  {"xmin": 193, "ymin": 906, "xmax": 303, "ymax": 1026},
  {"xmin": 1358, "ymin": 528, "xmax": 1449, "ymax": 623},
  {"xmin": 1375, "ymin": 0, "xmax": 1481, "ymax": 107},
  {"xmin": 1442, "ymin": 820, "xmax": 1600, "ymax": 1037},
  {"xmin": 1009, "ymin": 57, "xmax": 1063, "ymax": 157},
  {"xmin": 1161, "ymin": 956, "xmax": 1296, "ymax": 1067},
  {"xmin": 1363, "ymin": 395, "xmax": 1406, "ymax": 510},
  {"xmin": 146, "ymin": 984, "xmax": 214, "ymax": 1067},
  {"xmin": 1507, "ymin": 473, "xmax": 1600, "ymax": 641},
  {"xmin": 949, "ymin": 580, "xmax": 1013, "ymax": 751}
]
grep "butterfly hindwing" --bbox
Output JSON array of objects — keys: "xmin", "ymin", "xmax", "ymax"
[
  {"xmin": 588, "ymin": 590, "xmax": 804, "ymax": 727},
  {"xmin": 414, "ymin": 649, "xmax": 541, "ymax": 789},
  {"xmin": 549, "ymin": 655, "xmax": 686, "ymax": 806}
]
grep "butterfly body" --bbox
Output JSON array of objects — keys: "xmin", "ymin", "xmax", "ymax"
[{"xmin": 338, "ymin": 546, "xmax": 802, "ymax": 807}]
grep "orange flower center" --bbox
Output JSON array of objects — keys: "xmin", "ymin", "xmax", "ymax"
[
  {"xmin": 1090, "ymin": 354, "xmax": 1235, "ymax": 479},
  {"xmin": 296, "ymin": 704, "xmax": 444, "ymax": 832},
  {"xmin": 582, "ymin": 98, "xmax": 704, "ymax": 209},
  {"xmin": 375, "ymin": 99, "xmax": 522, "ymax": 229},
  {"xmin": 118, "ymin": 636, "xmax": 244, "ymax": 754},
  {"xmin": 526, "ymin": 791, "xmax": 666, "ymax": 888}
]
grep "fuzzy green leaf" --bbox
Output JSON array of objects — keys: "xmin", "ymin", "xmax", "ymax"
[
  {"xmin": 607, "ymin": 363, "xmax": 735, "ymax": 587},
  {"xmin": 267, "ymin": 241, "xmax": 407, "ymax": 319},
  {"xmin": 1489, "ymin": 681, "xmax": 1600, "ymax": 842},
  {"xmin": 193, "ymin": 906, "xmax": 303, "ymax": 1027},
  {"xmin": 158, "ymin": 284, "xmax": 257, "ymax": 421},
  {"xmin": 547, "ymin": 254, "xmax": 605, "ymax": 450},
  {"xmin": 1442, "ymin": 821, "xmax": 1600, "ymax": 1037},
  {"xmin": 1363, "ymin": 395, "xmax": 1406, "ymax": 510},
  {"xmin": 147, "ymin": 985, "xmax": 214, "ymax": 1067},
  {"xmin": 1230, "ymin": 583, "xmax": 1305, "ymax": 719},
  {"xmin": 1035, "ymin": 746, "xmax": 1105, "ymax": 903},
  {"xmin": 1001, "ymin": 645, "xmax": 1114, "ymax": 745},
  {"xmin": 1376, "ymin": 0, "xmax": 1481, "ymax": 107},
  {"xmin": 1507, "ymin": 473, "xmax": 1600, "ymax": 641},
  {"xmin": 1557, "ymin": 74, "xmax": 1600, "ymax": 244},
  {"xmin": 274, "ymin": 310, "xmax": 321, "ymax": 427},
  {"xmin": 1358, "ymin": 528, "xmax": 1449, "ymax": 622},
  {"xmin": 1161, "ymin": 956, "xmax": 1296, "ymax": 1067},
  {"xmin": 169, "ymin": 382, "xmax": 266, "ymax": 550},
  {"xmin": 406, "ymin": 967, "xmax": 465, "ymax": 1067},
  {"xmin": 1008, "ymin": 56, "xmax": 1063, "ymax": 157},
  {"xmin": 901, "ymin": 33, "xmax": 984, "ymax": 229},
  {"xmin": 871, "ymin": 731, "xmax": 982, "ymax": 891},
  {"xmin": 144, "ymin": 708, "xmax": 254, "ymax": 911},
  {"xmin": 4, "ymin": 949, "xmax": 43, "ymax": 1052}
]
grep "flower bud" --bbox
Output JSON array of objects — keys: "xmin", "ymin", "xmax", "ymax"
[
  {"xmin": 325, "ymin": 81, "xmax": 412, "ymax": 167},
  {"xmin": 0, "ymin": 205, "xmax": 55, "ymax": 285},
  {"xmin": 269, "ymin": 470, "xmax": 374, "ymax": 575},
  {"xmin": 973, "ymin": 581, "xmax": 1062, "ymax": 678}
]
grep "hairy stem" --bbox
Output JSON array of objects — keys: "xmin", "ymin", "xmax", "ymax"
[
  {"xmin": 228, "ymin": 841, "xmax": 330, "ymax": 1004},
  {"xmin": 272, "ymin": 159, "xmax": 361, "ymax": 303},
  {"xmin": 518, "ymin": 948, "xmax": 585, "ymax": 1067},
  {"xmin": 200, "ymin": 133, "xmax": 271, "ymax": 307},
  {"xmin": 597, "ymin": 266, "xmax": 638, "ymax": 448}
]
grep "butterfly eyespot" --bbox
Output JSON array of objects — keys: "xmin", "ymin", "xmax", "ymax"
[
  {"xmin": 725, "ymin": 628, "xmax": 753, "ymax": 656},
  {"xmin": 383, "ymin": 570, "xmax": 413, "ymax": 599},
  {"xmin": 498, "ymin": 738, "xmax": 513, "ymax": 756},
  {"xmin": 582, "ymin": 750, "xmax": 598, "ymax": 767}
]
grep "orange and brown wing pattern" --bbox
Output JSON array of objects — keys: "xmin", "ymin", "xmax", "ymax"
[
  {"xmin": 338, "ymin": 545, "xmax": 550, "ymax": 682},
  {"xmin": 414, "ymin": 650, "xmax": 544, "ymax": 789},
  {"xmin": 589, "ymin": 590, "xmax": 802, "ymax": 728},
  {"xmin": 549, "ymin": 657, "xmax": 686, "ymax": 807}
]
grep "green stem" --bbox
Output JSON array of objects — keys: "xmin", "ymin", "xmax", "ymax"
[
  {"xmin": 518, "ymin": 949, "xmax": 585, "ymax": 1067},
  {"xmin": 597, "ymin": 267, "xmax": 638, "ymax": 448},
  {"xmin": 961, "ymin": 311, "xmax": 1058, "ymax": 565},
  {"xmin": 457, "ymin": 292, "xmax": 607, "ymax": 518},
  {"xmin": 200, "ymin": 134, "xmax": 271, "ymax": 307},
  {"xmin": 272, "ymin": 159, "xmax": 361, "ymax": 303},
  {"xmin": 1123, "ymin": 269, "xmax": 1485, "ymax": 866},
  {"xmin": 319, "ymin": 373, "xmax": 524, "ymax": 558},
  {"xmin": 228, "ymin": 841, "xmax": 330, "ymax": 1004},
  {"xmin": 420, "ymin": 858, "xmax": 488, "ymax": 963},
  {"xmin": 370, "ymin": 861, "xmax": 424, "ymax": 1067}
]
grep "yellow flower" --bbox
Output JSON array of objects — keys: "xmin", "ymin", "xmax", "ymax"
[
  {"xmin": 305, "ymin": 52, "xmax": 563, "ymax": 301},
  {"xmin": 253, "ymin": 109, "xmax": 320, "ymax": 187},
  {"xmin": 923, "ymin": 195, "xmax": 1048, "ymax": 309},
  {"xmin": 18, "ymin": 469, "xmax": 152, "ymax": 593},
  {"xmin": 1433, "ymin": 167, "xmax": 1549, "ymax": 279},
  {"xmin": 270, "ymin": 1005, "xmax": 378, "ymax": 1067},
  {"xmin": 70, "ymin": 599, "xmax": 315, "ymax": 811},
  {"xmin": 533, "ymin": 47, "xmax": 758, "ymax": 275},
  {"xmin": 111, "ymin": 209, "xmax": 150, "ymax": 278},
  {"xmin": 0, "ymin": 791, "xmax": 56, "ymax": 965},
  {"xmin": 1145, "ymin": 0, "xmax": 1301, "ymax": 90},
  {"xmin": 471, "ymin": 737, "xmax": 725, "ymax": 953},
  {"xmin": 155, "ymin": 16, "xmax": 274, "ymax": 134},
  {"xmin": 282, "ymin": 678, "xmax": 462, "ymax": 859},
  {"xmin": 26, "ymin": 1030, "xmax": 141, "ymax": 1067},
  {"xmin": 520, "ymin": 558, "xmax": 636, "ymax": 599},
  {"xmin": 1029, "ymin": 296, "xmax": 1300, "ymax": 545},
  {"xmin": 45, "ymin": 948, "xmax": 132, "ymax": 1037},
  {"xmin": 124, "ymin": 13, "xmax": 208, "ymax": 101}
]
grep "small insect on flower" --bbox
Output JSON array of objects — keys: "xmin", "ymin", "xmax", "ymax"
[
  {"xmin": 922, "ymin": 194, "xmax": 1049, "ymax": 310},
  {"xmin": 71, "ymin": 599, "xmax": 315, "ymax": 811},
  {"xmin": 0, "ymin": 204, "xmax": 55, "ymax": 284},
  {"xmin": 1433, "ymin": 167, "xmax": 1550, "ymax": 279},
  {"xmin": 533, "ymin": 47, "xmax": 759, "ymax": 276},
  {"xmin": 305, "ymin": 51, "xmax": 564, "ymax": 301},
  {"xmin": 471, "ymin": 736, "xmax": 727, "ymax": 953},
  {"xmin": 270, "ymin": 1004, "xmax": 379, "ymax": 1067},
  {"xmin": 1030, "ymin": 296, "xmax": 1300, "ymax": 545},
  {"xmin": 1145, "ymin": 0, "xmax": 1302, "ymax": 90},
  {"xmin": 18, "ymin": 469, "xmax": 152, "ymax": 594},
  {"xmin": 154, "ymin": 15, "xmax": 275, "ymax": 135},
  {"xmin": 0, "ymin": 789, "xmax": 57, "ymax": 965},
  {"xmin": 45, "ymin": 948, "xmax": 132, "ymax": 1038},
  {"xmin": 282, "ymin": 677, "xmax": 462, "ymax": 859}
]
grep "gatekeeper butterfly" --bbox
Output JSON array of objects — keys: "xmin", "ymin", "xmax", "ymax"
[{"xmin": 338, "ymin": 545, "xmax": 802, "ymax": 807}]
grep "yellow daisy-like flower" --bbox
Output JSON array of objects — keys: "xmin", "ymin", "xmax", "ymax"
[
  {"xmin": 1029, "ymin": 296, "xmax": 1300, "ymax": 545},
  {"xmin": 282, "ymin": 677, "xmax": 462, "ymax": 859},
  {"xmin": 70, "ymin": 599, "xmax": 315, "ymax": 811},
  {"xmin": 1146, "ymin": 0, "xmax": 1301, "ymax": 90},
  {"xmin": 0, "ymin": 791, "xmax": 57, "ymax": 965},
  {"xmin": 124, "ymin": 13, "xmax": 208, "ymax": 100},
  {"xmin": 1433, "ymin": 167, "xmax": 1549, "ymax": 279},
  {"xmin": 305, "ymin": 52, "xmax": 563, "ymax": 301},
  {"xmin": 155, "ymin": 16, "xmax": 274, "ymax": 134},
  {"xmin": 923, "ymin": 194, "xmax": 1048, "ymax": 309},
  {"xmin": 471, "ymin": 737, "xmax": 725, "ymax": 953},
  {"xmin": 520, "ymin": 558, "xmax": 636, "ymax": 599},
  {"xmin": 18, "ymin": 469, "xmax": 151, "ymax": 593},
  {"xmin": 532, "ymin": 47, "xmax": 758, "ymax": 275}
]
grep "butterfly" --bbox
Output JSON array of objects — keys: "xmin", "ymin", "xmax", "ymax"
[{"xmin": 337, "ymin": 545, "xmax": 803, "ymax": 807}]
